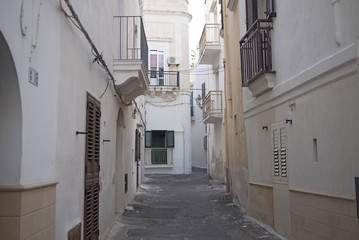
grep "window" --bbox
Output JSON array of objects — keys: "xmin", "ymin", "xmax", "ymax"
[
  {"xmin": 245, "ymin": 0, "xmax": 276, "ymax": 30},
  {"xmin": 272, "ymin": 124, "xmax": 287, "ymax": 178},
  {"xmin": 145, "ymin": 130, "xmax": 175, "ymax": 148},
  {"xmin": 149, "ymin": 50, "xmax": 165, "ymax": 85},
  {"xmin": 145, "ymin": 130, "xmax": 175, "ymax": 165},
  {"xmin": 190, "ymin": 92, "xmax": 194, "ymax": 117},
  {"xmin": 202, "ymin": 82, "xmax": 206, "ymax": 99}
]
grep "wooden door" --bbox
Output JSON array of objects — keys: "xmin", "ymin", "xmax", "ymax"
[
  {"xmin": 84, "ymin": 94, "xmax": 101, "ymax": 240},
  {"xmin": 135, "ymin": 129, "xmax": 141, "ymax": 187}
]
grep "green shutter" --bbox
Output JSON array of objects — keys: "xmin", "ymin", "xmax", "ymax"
[
  {"xmin": 166, "ymin": 131, "xmax": 175, "ymax": 148},
  {"xmin": 145, "ymin": 131, "xmax": 152, "ymax": 148}
]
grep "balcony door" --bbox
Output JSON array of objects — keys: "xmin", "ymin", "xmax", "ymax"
[{"xmin": 149, "ymin": 50, "xmax": 165, "ymax": 86}]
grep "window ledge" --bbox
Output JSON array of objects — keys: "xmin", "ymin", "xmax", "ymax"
[{"xmin": 145, "ymin": 164, "xmax": 174, "ymax": 169}]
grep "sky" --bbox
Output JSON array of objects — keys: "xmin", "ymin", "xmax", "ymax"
[{"xmin": 188, "ymin": 0, "xmax": 205, "ymax": 56}]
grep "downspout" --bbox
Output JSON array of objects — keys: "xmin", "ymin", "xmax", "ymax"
[{"xmin": 222, "ymin": 0, "xmax": 231, "ymax": 193}]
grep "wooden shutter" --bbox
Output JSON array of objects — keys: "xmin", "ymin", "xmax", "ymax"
[
  {"xmin": 84, "ymin": 94, "xmax": 101, "ymax": 240},
  {"xmin": 265, "ymin": 0, "xmax": 276, "ymax": 18},
  {"xmin": 246, "ymin": 0, "xmax": 258, "ymax": 30},
  {"xmin": 202, "ymin": 82, "xmax": 206, "ymax": 99},
  {"xmin": 279, "ymin": 127, "xmax": 287, "ymax": 177},
  {"xmin": 145, "ymin": 131, "xmax": 151, "ymax": 148},
  {"xmin": 166, "ymin": 131, "xmax": 175, "ymax": 148},
  {"xmin": 273, "ymin": 128, "xmax": 280, "ymax": 177},
  {"xmin": 272, "ymin": 124, "xmax": 288, "ymax": 179},
  {"xmin": 135, "ymin": 129, "xmax": 141, "ymax": 161}
]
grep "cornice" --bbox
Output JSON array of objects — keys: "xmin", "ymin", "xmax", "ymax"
[{"xmin": 143, "ymin": 10, "xmax": 192, "ymax": 21}]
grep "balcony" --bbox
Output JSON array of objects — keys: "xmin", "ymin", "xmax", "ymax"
[
  {"xmin": 198, "ymin": 24, "xmax": 221, "ymax": 65},
  {"xmin": 148, "ymin": 71, "xmax": 180, "ymax": 93},
  {"xmin": 203, "ymin": 90, "xmax": 222, "ymax": 124},
  {"xmin": 113, "ymin": 16, "xmax": 149, "ymax": 102},
  {"xmin": 240, "ymin": 19, "xmax": 275, "ymax": 97}
]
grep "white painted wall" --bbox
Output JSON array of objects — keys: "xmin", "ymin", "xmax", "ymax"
[
  {"xmin": 0, "ymin": 0, "xmax": 59, "ymax": 186},
  {"xmin": 242, "ymin": 0, "xmax": 359, "ymax": 198},
  {"xmin": 144, "ymin": 93, "xmax": 192, "ymax": 174},
  {"xmin": 143, "ymin": 0, "xmax": 192, "ymax": 175},
  {"xmin": 190, "ymin": 66, "xmax": 208, "ymax": 169},
  {"xmin": 0, "ymin": 0, "xmax": 147, "ymax": 239},
  {"xmin": 197, "ymin": 0, "xmax": 227, "ymax": 182}
]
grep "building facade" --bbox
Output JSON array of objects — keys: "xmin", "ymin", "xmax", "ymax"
[
  {"xmin": 237, "ymin": 0, "xmax": 359, "ymax": 239},
  {"xmin": 197, "ymin": 0, "xmax": 228, "ymax": 183},
  {"xmin": 0, "ymin": 0, "xmax": 148, "ymax": 239},
  {"xmin": 142, "ymin": 0, "xmax": 192, "ymax": 174}
]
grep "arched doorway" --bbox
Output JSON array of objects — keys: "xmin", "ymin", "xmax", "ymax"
[
  {"xmin": 115, "ymin": 108, "xmax": 125, "ymax": 213},
  {"xmin": 0, "ymin": 31, "xmax": 22, "ymax": 185}
]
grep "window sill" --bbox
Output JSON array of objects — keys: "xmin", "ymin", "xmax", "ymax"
[{"xmin": 145, "ymin": 164, "xmax": 174, "ymax": 169}]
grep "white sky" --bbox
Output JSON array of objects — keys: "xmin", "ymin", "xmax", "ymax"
[{"xmin": 188, "ymin": 0, "xmax": 205, "ymax": 54}]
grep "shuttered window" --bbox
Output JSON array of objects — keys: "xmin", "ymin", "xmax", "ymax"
[
  {"xmin": 84, "ymin": 94, "xmax": 101, "ymax": 240},
  {"xmin": 166, "ymin": 131, "xmax": 175, "ymax": 148},
  {"xmin": 272, "ymin": 124, "xmax": 287, "ymax": 178},
  {"xmin": 144, "ymin": 130, "xmax": 175, "ymax": 148},
  {"xmin": 245, "ymin": 0, "xmax": 258, "ymax": 30}
]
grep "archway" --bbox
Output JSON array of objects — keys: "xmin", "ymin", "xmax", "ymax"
[
  {"xmin": 0, "ymin": 31, "xmax": 22, "ymax": 185},
  {"xmin": 115, "ymin": 108, "xmax": 125, "ymax": 213}
]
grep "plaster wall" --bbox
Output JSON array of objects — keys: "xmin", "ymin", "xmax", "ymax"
[
  {"xmin": 222, "ymin": 0, "xmax": 249, "ymax": 209},
  {"xmin": 0, "ymin": 0, "xmax": 60, "ymax": 186},
  {"xmin": 190, "ymin": 66, "xmax": 208, "ymax": 169},
  {"xmin": 239, "ymin": 0, "xmax": 359, "ymax": 237},
  {"xmin": 145, "ymin": 93, "xmax": 192, "ymax": 174},
  {"xmin": 143, "ymin": 0, "xmax": 191, "ymax": 90}
]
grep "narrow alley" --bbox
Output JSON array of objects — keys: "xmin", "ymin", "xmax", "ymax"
[{"xmin": 105, "ymin": 168, "xmax": 282, "ymax": 240}]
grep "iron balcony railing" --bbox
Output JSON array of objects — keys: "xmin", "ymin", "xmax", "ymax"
[
  {"xmin": 114, "ymin": 16, "xmax": 148, "ymax": 70},
  {"xmin": 203, "ymin": 90, "xmax": 222, "ymax": 119},
  {"xmin": 240, "ymin": 19, "xmax": 274, "ymax": 87},
  {"xmin": 199, "ymin": 24, "xmax": 221, "ymax": 58},
  {"xmin": 148, "ymin": 71, "xmax": 180, "ymax": 87}
]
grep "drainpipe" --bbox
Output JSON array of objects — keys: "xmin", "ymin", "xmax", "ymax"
[{"xmin": 222, "ymin": 0, "xmax": 231, "ymax": 193}]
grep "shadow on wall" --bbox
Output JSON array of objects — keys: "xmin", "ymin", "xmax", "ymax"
[{"xmin": 0, "ymin": 31, "xmax": 22, "ymax": 185}]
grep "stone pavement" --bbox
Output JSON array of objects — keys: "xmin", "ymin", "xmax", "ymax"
[{"xmin": 105, "ymin": 168, "xmax": 284, "ymax": 240}]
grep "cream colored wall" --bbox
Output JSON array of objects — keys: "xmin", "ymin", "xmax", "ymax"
[{"xmin": 222, "ymin": 0, "xmax": 249, "ymax": 209}]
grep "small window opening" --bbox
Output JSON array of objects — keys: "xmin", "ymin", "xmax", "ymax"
[
  {"xmin": 234, "ymin": 114, "xmax": 238, "ymax": 134},
  {"xmin": 124, "ymin": 174, "xmax": 128, "ymax": 193},
  {"xmin": 313, "ymin": 138, "xmax": 318, "ymax": 163}
]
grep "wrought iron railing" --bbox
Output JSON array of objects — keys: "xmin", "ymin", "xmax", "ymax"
[
  {"xmin": 199, "ymin": 24, "xmax": 221, "ymax": 58},
  {"xmin": 148, "ymin": 71, "xmax": 180, "ymax": 87},
  {"xmin": 240, "ymin": 19, "xmax": 273, "ymax": 87},
  {"xmin": 114, "ymin": 16, "xmax": 148, "ymax": 70},
  {"xmin": 151, "ymin": 148, "xmax": 167, "ymax": 164},
  {"xmin": 203, "ymin": 90, "xmax": 222, "ymax": 119}
]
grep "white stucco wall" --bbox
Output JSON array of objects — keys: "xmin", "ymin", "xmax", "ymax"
[
  {"xmin": 190, "ymin": 67, "xmax": 208, "ymax": 169},
  {"xmin": 1, "ymin": 0, "xmax": 146, "ymax": 239},
  {"xmin": 0, "ymin": 0, "xmax": 60, "ymax": 186},
  {"xmin": 144, "ymin": 93, "xmax": 192, "ymax": 174},
  {"xmin": 242, "ymin": 0, "xmax": 359, "ymax": 198}
]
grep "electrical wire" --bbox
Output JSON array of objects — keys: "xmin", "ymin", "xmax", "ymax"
[{"xmin": 60, "ymin": 0, "xmax": 132, "ymax": 106}]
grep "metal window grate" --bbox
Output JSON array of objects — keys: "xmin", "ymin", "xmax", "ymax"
[{"xmin": 151, "ymin": 148, "xmax": 168, "ymax": 164}]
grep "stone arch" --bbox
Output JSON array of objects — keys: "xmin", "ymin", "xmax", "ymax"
[
  {"xmin": 0, "ymin": 31, "xmax": 22, "ymax": 185},
  {"xmin": 115, "ymin": 107, "xmax": 125, "ymax": 213}
]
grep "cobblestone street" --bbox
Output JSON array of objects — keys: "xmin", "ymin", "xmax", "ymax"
[{"xmin": 105, "ymin": 168, "xmax": 284, "ymax": 240}]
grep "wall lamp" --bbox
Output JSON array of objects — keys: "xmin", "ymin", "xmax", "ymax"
[
  {"xmin": 262, "ymin": 126, "xmax": 268, "ymax": 130},
  {"xmin": 195, "ymin": 94, "xmax": 203, "ymax": 109},
  {"xmin": 286, "ymin": 119, "xmax": 293, "ymax": 124},
  {"xmin": 76, "ymin": 131, "xmax": 87, "ymax": 135}
]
